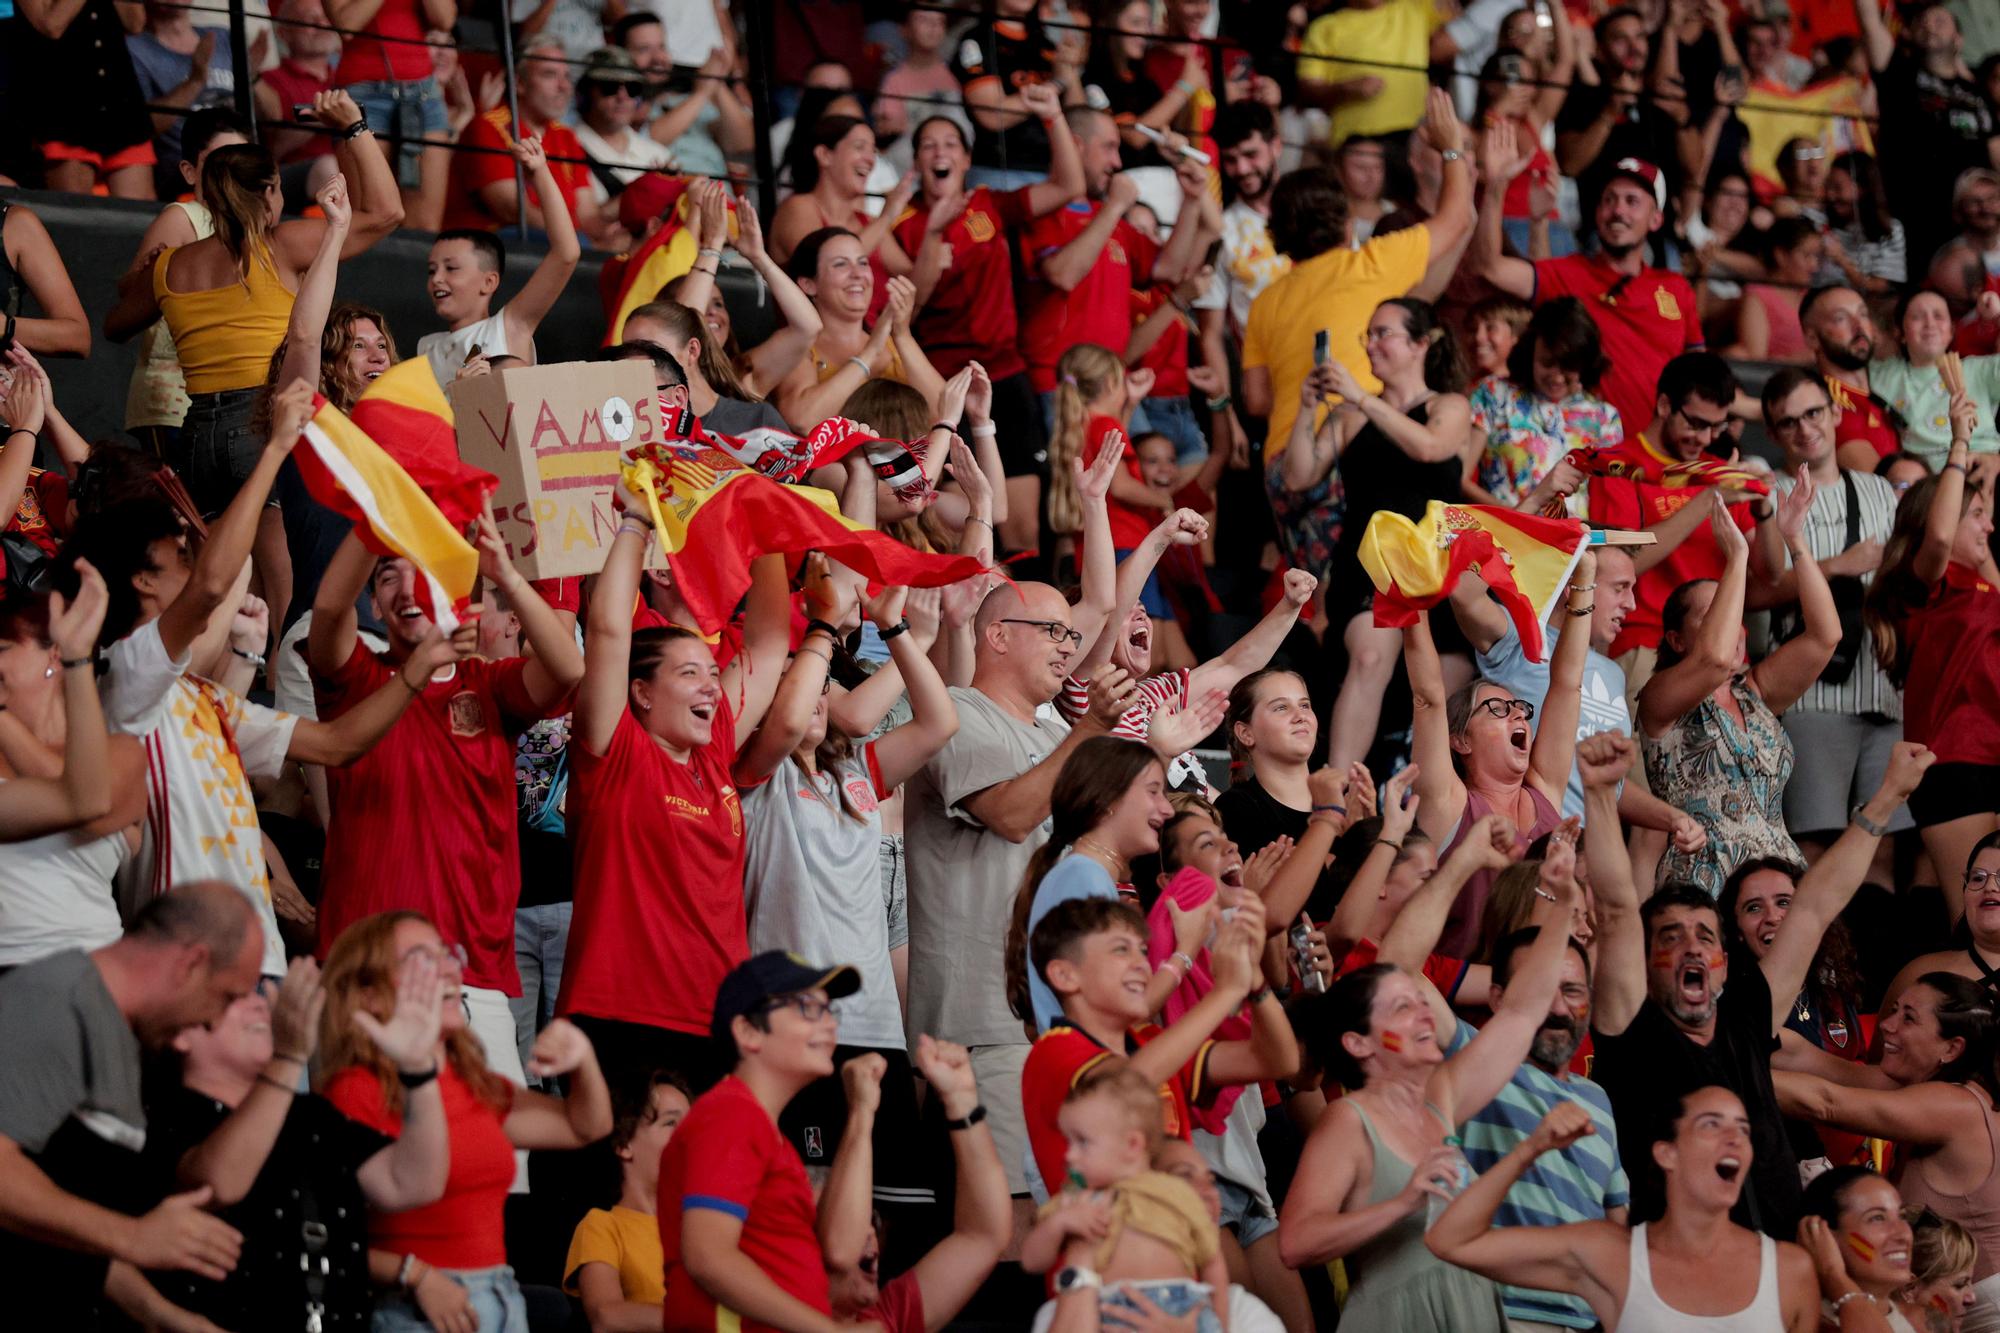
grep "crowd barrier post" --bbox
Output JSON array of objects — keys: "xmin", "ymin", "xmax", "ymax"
[
  {"xmin": 229, "ymin": 0, "xmax": 254, "ymax": 134},
  {"xmin": 738, "ymin": 0, "xmax": 780, "ymax": 222},
  {"xmin": 495, "ymin": 2, "xmax": 529, "ymax": 245}
]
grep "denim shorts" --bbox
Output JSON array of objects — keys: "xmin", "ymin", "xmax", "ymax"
[
  {"xmin": 1216, "ymin": 1174, "xmax": 1280, "ymax": 1249},
  {"xmin": 1104, "ymin": 1279, "xmax": 1223, "ymax": 1333},
  {"xmin": 373, "ymin": 1264, "xmax": 526, "ymax": 1332},
  {"xmin": 182, "ymin": 387, "xmax": 269, "ymax": 519},
  {"xmin": 345, "ymin": 76, "xmax": 448, "ymax": 187},
  {"xmin": 1141, "ymin": 394, "xmax": 1210, "ymax": 466}
]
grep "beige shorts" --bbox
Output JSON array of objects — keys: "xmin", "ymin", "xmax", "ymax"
[{"xmin": 968, "ymin": 1041, "xmax": 1033, "ymax": 1195}]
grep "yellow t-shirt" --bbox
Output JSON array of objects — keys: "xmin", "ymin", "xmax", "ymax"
[
  {"xmin": 1297, "ymin": 0, "xmax": 1441, "ymax": 145},
  {"xmin": 1241, "ymin": 225, "xmax": 1432, "ymax": 462},
  {"xmin": 563, "ymin": 1205, "xmax": 664, "ymax": 1305}
]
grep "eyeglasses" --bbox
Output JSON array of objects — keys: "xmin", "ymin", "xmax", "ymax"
[
  {"xmin": 1472, "ymin": 697, "xmax": 1536, "ymax": 721},
  {"xmin": 1675, "ymin": 405, "xmax": 1733, "ymax": 438},
  {"xmin": 1770, "ymin": 403, "xmax": 1830, "ymax": 435},
  {"xmin": 1970, "ymin": 869, "xmax": 1999, "ymax": 892},
  {"xmin": 762, "ymin": 994, "xmax": 838, "ymax": 1022},
  {"xmin": 1789, "ymin": 145, "xmax": 1826, "ymax": 160},
  {"xmin": 999, "ymin": 618, "xmax": 1084, "ymax": 649},
  {"xmin": 1360, "ymin": 327, "xmax": 1408, "ymax": 346},
  {"xmin": 400, "ymin": 941, "xmax": 468, "ymax": 969}
]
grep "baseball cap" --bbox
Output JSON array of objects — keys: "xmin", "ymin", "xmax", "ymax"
[
  {"xmin": 580, "ymin": 46, "xmax": 643, "ymax": 84},
  {"xmin": 1608, "ymin": 157, "xmax": 1667, "ymax": 212},
  {"xmin": 710, "ymin": 950, "xmax": 861, "ymax": 1043},
  {"xmin": 618, "ymin": 171, "xmax": 682, "ymax": 235}
]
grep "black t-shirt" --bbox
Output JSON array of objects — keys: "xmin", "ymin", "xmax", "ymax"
[
  {"xmin": 951, "ymin": 17, "xmax": 1059, "ymax": 172},
  {"xmin": 143, "ymin": 1086, "xmax": 390, "ymax": 1330},
  {"xmin": 1875, "ymin": 54, "xmax": 1998, "ymax": 261},
  {"xmin": 1555, "ymin": 83, "xmax": 1684, "ymax": 233},
  {"xmin": 1215, "ymin": 777, "xmax": 1345, "ymax": 923},
  {"xmin": 1591, "ymin": 942, "xmax": 1800, "ymax": 1237},
  {"xmin": 1083, "ymin": 61, "xmax": 1167, "ymax": 170}
]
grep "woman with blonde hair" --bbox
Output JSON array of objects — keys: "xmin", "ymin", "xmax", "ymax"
[
  {"xmin": 320, "ymin": 910, "xmax": 613, "ymax": 1332},
  {"xmin": 1900, "ymin": 1206, "xmax": 1981, "ymax": 1329},
  {"xmin": 319, "ymin": 303, "xmax": 398, "ymax": 412}
]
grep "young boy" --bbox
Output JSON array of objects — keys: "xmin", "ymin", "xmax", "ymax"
[
  {"xmin": 1467, "ymin": 293, "xmax": 1531, "ymax": 382},
  {"xmin": 417, "ymin": 135, "xmax": 581, "ymax": 385},
  {"xmin": 564, "ymin": 1070, "xmax": 693, "ymax": 1328},
  {"xmin": 1019, "ymin": 897, "xmax": 1300, "ymax": 1203},
  {"xmin": 1022, "ymin": 1064, "xmax": 1229, "ymax": 1331},
  {"xmin": 657, "ymin": 951, "xmax": 859, "ymax": 1333}
]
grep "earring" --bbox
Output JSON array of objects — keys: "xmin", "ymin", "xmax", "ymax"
[{"xmin": 42, "ymin": 665, "xmax": 55, "ymax": 679}]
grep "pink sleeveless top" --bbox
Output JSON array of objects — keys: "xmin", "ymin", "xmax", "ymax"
[
  {"xmin": 1897, "ymin": 1083, "xmax": 2000, "ymax": 1281},
  {"xmin": 1435, "ymin": 785, "xmax": 1562, "ymax": 960},
  {"xmin": 1748, "ymin": 284, "xmax": 1809, "ymax": 363}
]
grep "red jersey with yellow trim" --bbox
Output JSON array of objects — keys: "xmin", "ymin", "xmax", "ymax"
[
  {"xmin": 1827, "ymin": 376, "xmax": 1900, "ymax": 461},
  {"xmin": 892, "ymin": 185, "xmax": 1035, "ymax": 380},
  {"xmin": 1022, "ymin": 1019, "xmax": 1209, "ymax": 1195},
  {"xmin": 1019, "ymin": 202, "xmax": 1160, "ymax": 393},
  {"xmin": 444, "ymin": 110, "xmax": 588, "ymax": 233},
  {"xmin": 1583, "ymin": 432, "xmax": 1756, "ymax": 655},
  {"xmin": 1900, "ymin": 563, "xmax": 2000, "ymax": 766},
  {"xmin": 1533, "ymin": 253, "xmax": 1702, "ymax": 449}
]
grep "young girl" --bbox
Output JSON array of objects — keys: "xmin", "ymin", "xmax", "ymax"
[
  {"xmin": 562, "ymin": 1072, "xmax": 693, "ymax": 1330},
  {"xmin": 1023, "ymin": 1064, "xmax": 1231, "ymax": 1333}
]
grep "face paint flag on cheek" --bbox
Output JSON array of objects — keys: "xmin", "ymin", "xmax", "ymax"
[
  {"xmin": 1846, "ymin": 1233, "xmax": 1877, "ymax": 1263},
  {"xmin": 1380, "ymin": 1030, "xmax": 1404, "ymax": 1053}
]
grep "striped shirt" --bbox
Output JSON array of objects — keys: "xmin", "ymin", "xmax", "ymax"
[
  {"xmin": 1453, "ymin": 1020, "xmax": 1629, "ymax": 1330},
  {"xmin": 1824, "ymin": 219, "xmax": 1907, "ymax": 287},
  {"xmin": 1768, "ymin": 469, "xmax": 1901, "ymax": 720},
  {"xmin": 1056, "ymin": 669, "xmax": 1207, "ymax": 790}
]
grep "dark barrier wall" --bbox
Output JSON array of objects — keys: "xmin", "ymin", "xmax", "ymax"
[{"xmin": 17, "ymin": 188, "xmax": 775, "ymax": 447}]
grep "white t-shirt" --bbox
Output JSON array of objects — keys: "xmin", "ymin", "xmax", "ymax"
[
  {"xmin": 418, "ymin": 311, "xmax": 534, "ymax": 387},
  {"xmin": 0, "ymin": 779, "xmax": 129, "ymax": 968},
  {"xmin": 102, "ymin": 621, "xmax": 297, "ymax": 976},
  {"xmin": 1206, "ymin": 199, "xmax": 1290, "ymax": 338},
  {"xmin": 572, "ymin": 121, "xmax": 678, "ymax": 206}
]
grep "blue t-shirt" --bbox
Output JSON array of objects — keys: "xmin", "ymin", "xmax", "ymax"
[
  {"xmin": 126, "ymin": 28, "xmax": 237, "ymax": 169},
  {"xmin": 1475, "ymin": 619, "xmax": 1629, "ymax": 819},
  {"xmin": 1025, "ymin": 855, "xmax": 1119, "ymax": 1033},
  {"xmin": 1452, "ymin": 1020, "xmax": 1631, "ymax": 1329}
]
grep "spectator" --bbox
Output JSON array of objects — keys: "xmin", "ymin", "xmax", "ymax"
[
  {"xmin": 1853, "ymin": 0, "xmax": 2000, "ymax": 279},
  {"xmin": 773, "ymin": 234, "xmax": 942, "ymax": 431},
  {"xmin": 1863, "ymin": 398, "xmax": 2000, "ymax": 920},
  {"xmin": 1868, "ymin": 289, "xmax": 2000, "ymax": 467},
  {"xmin": 0, "ymin": 883, "xmax": 261, "ymax": 1312},
  {"xmin": 624, "ymin": 297, "xmax": 788, "ymax": 434},
  {"xmin": 657, "ymin": 951, "xmax": 859, "ymax": 1331},
  {"xmin": 563, "ymin": 1071, "xmax": 691, "ymax": 1327},
  {"xmin": 1295, "ymin": 0, "xmax": 1434, "ymax": 153},
  {"xmin": 1208, "ymin": 102, "xmax": 1290, "ymax": 342},
  {"xmin": 769, "ymin": 114, "xmax": 914, "ymax": 294},
  {"xmin": 1900, "ymin": 1204, "xmax": 1981, "ymax": 1326},
  {"xmin": 147, "ymin": 952, "xmax": 449, "ymax": 1330},
  {"xmin": 125, "ymin": 0, "xmax": 238, "ymax": 202},
  {"xmin": 1425, "ymin": 1090, "xmax": 1825, "ymax": 1327},
  {"xmin": 1474, "ymin": 52, "xmax": 1575, "ymax": 261},
  {"xmin": 1584, "ymin": 729, "xmax": 1929, "ymax": 1235},
  {"xmin": 1822, "ymin": 151, "xmax": 1907, "ymax": 294},
  {"xmin": 321, "ymin": 910, "xmax": 612, "ymax": 1330},
  {"xmin": 572, "ymin": 47, "xmax": 679, "ymax": 218},
  {"xmin": 895, "ymin": 82, "xmax": 1082, "ymax": 557},
  {"xmin": 1082, "ymin": 0, "xmax": 1187, "ymax": 173},
  {"xmin": 15, "ymin": 0, "xmax": 157, "ymax": 198},
  {"xmin": 1684, "ymin": 170, "xmax": 1755, "ymax": 337},
  {"xmin": 1930, "ymin": 168, "xmax": 2000, "ymax": 319},
  {"xmin": 515, "ymin": 0, "xmax": 614, "ymax": 63},
  {"xmin": 557, "ymin": 452, "xmax": 794, "ymax": 1099},
  {"xmin": 1553, "ymin": 9, "xmax": 1686, "ymax": 239},
  {"xmin": 952, "ymin": 0, "xmax": 1081, "ymax": 191},
  {"xmin": 1726, "ymin": 216, "xmax": 1823, "ymax": 364},
  {"xmin": 305, "ymin": 514, "xmax": 582, "ymax": 1083},
  {"xmin": 444, "ymin": 42, "xmax": 607, "ymax": 243},
  {"xmin": 1465, "ymin": 297, "xmax": 1622, "ymax": 509},
  {"xmin": 253, "ymin": 0, "xmax": 339, "ymax": 207},
  {"xmin": 0, "ymin": 199, "xmax": 88, "ymax": 359},
  {"xmin": 615, "ymin": 13, "xmax": 752, "ymax": 180},
  {"xmin": 1213, "ymin": 669, "xmax": 1351, "ymax": 921},
  {"xmin": 418, "ymin": 139, "xmax": 582, "ymax": 382},
  {"xmin": 873, "ymin": 6, "xmax": 970, "ymax": 175},
  {"xmin": 1759, "ymin": 367, "xmax": 1909, "ymax": 861},
  {"xmin": 327, "ymin": 0, "xmax": 452, "ymax": 230},
  {"xmin": 1465, "ymin": 292, "xmax": 1530, "ymax": 383},
  {"xmin": 1802, "ymin": 284, "xmax": 1903, "ymax": 470}
]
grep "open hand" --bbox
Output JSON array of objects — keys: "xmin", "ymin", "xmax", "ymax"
[
  {"xmin": 266, "ymin": 956, "xmax": 325, "ymax": 1063},
  {"xmin": 351, "ymin": 947, "xmax": 444, "ymax": 1074},
  {"xmin": 1147, "ymin": 688, "xmax": 1226, "ymax": 757},
  {"xmin": 49, "ymin": 560, "xmax": 109, "ymax": 662}
]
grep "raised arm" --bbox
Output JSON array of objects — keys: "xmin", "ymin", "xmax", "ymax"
[
  {"xmin": 0, "ymin": 561, "xmax": 113, "ymax": 838},
  {"xmin": 1774, "ymin": 1069, "xmax": 1981, "ymax": 1149},
  {"xmin": 1189, "ymin": 569, "xmax": 1316, "ymax": 700},
  {"xmin": 1065, "ymin": 440, "xmax": 1135, "ymax": 672},
  {"xmin": 1416, "ymin": 88, "xmax": 1475, "ymax": 260},
  {"xmin": 723, "ymin": 554, "xmax": 794, "ymax": 748},
  {"xmin": 287, "ymin": 630, "xmax": 462, "ymax": 767},
  {"xmin": 818, "ymin": 1056, "xmax": 883, "ymax": 1272},
  {"xmin": 498, "ymin": 137, "xmax": 583, "ymax": 355},
  {"xmin": 1915, "ymin": 396, "xmax": 1979, "ymax": 585},
  {"xmin": 1407, "ymin": 613, "xmax": 1471, "ymax": 842},
  {"xmin": 868, "ymin": 593, "xmax": 962, "ymax": 791},
  {"xmin": 1448, "ymin": 569, "xmax": 1513, "ymax": 653},
  {"xmin": 733, "ymin": 201, "xmax": 825, "ymax": 398},
  {"xmin": 1471, "ymin": 120, "xmax": 1538, "ymax": 300},
  {"xmin": 1750, "ymin": 470, "xmax": 1841, "ymax": 714},
  {"xmin": 1579, "ymin": 734, "xmax": 1647, "ymax": 1035},
  {"xmin": 307, "ymin": 529, "xmax": 374, "ymax": 680},
  {"xmin": 1021, "ymin": 83, "xmax": 1086, "ymax": 217},
  {"xmin": 1326, "ymin": 766, "xmax": 1422, "ymax": 953},
  {"xmin": 906, "ymin": 1036, "xmax": 1011, "ymax": 1332},
  {"xmin": 502, "ymin": 1020, "xmax": 614, "ymax": 1150},
  {"xmin": 1125, "ymin": 914, "xmax": 1261, "ymax": 1090},
  {"xmin": 1040, "ymin": 174, "xmax": 1139, "ymax": 293},
  {"xmin": 316, "ymin": 90, "xmax": 404, "ymax": 256},
  {"xmin": 476, "ymin": 513, "xmax": 583, "ymax": 709},
  {"xmin": 1202, "ymin": 907, "xmax": 1302, "ymax": 1086},
  {"xmin": 274, "ymin": 173, "xmax": 352, "ymax": 395},
  {"xmin": 731, "ymin": 557, "xmax": 851, "ymax": 785},
  {"xmin": 1379, "ymin": 814, "xmax": 1515, "ymax": 979},
  {"xmin": 1636, "ymin": 495, "xmax": 1748, "ymax": 737},
  {"xmin": 1529, "ymin": 552, "xmax": 1595, "ymax": 801},
  {"xmin": 1850, "ymin": 0, "xmax": 1893, "ymax": 72},
  {"xmin": 577, "ymin": 495, "xmax": 649, "ymax": 756},
  {"xmin": 1760, "ymin": 744, "xmax": 1933, "ymax": 1029}
]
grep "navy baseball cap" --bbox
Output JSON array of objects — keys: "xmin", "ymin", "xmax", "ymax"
[{"xmin": 710, "ymin": 951, "xmax": 861, "ymax": 1043}]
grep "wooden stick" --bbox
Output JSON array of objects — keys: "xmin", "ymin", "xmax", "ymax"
[
  {"xmin": 1588, "ymin": 528, "xmax": 1658, "ymax": 547},
  {"xmin": 1939, "ymin": 351, "xmax": 1965, "ymax": 398}
]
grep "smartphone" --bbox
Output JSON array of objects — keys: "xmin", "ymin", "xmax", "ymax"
[
  {"xmin": 1313, "ymin": 329, "xmax": 1331, "ymax": 366},
  {"xmin": 292, "ymin": 104, "xmax": 314, "ymax": 118}
]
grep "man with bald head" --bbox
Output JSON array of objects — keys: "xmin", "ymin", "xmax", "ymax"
[
  {"xmin": 1802, "ymin": 283, "xmax": 1902, "ymax": 471},
  {"xmin": 904, "ymin": 580, "xmax": 1115, "ymax": 1205},
  {"xmin": 0, "ymin": 882, "xmax": 262, "ymax": 1319}
]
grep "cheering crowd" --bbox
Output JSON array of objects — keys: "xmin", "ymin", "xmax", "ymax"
[{"xmin": 4, "ymin": 0, "xmax": 2000, "ymax": 1329}]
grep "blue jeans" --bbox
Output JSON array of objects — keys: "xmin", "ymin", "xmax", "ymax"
[
  {"xmin": 1142, "ymin": 394, "xmax": 1209, "ymax": 464},
  {"xmin": 1104, "ymin": 1279, "xmax": 1222, "ymax": 1333},
  {"xmin": 345, "ymin": 76, "xmax": 448, "ymax": 187},
  {"xmin": 510, "ymin": 902, "xmax": 570, "ymax": 1083},
  {"xmin": 182, "ymin": 387, "xmax": 266, "ymax": 519},
  {"xmin": 373, "ymin": 1265, "xmax": 527, "ymax": 1331}
]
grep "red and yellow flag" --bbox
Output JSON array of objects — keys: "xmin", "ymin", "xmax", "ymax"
[
  {"xmin": 1737, "ymin": 76, "xmax": 1874, "ymax": 198},
  {"xmin": 1359, "ymin": 503, "xmax": 1589, "ymax": 662},
  {"xmin": 621, "ymin": 439, "xmax": 988, "ymax": 636},
  {"xmin": 292, "ymin": 359, "xmax": 497, "ymax": 633},
  {"xmin": 600, "ymin": 176, "xmax": 704, "ymax": 344}
]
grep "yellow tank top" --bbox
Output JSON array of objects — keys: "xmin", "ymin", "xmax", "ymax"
[{"xmin": 153, "ymin": 240, "xmax": 294, "ymax": 395}]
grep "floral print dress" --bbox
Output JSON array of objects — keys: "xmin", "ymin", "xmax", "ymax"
[
  {"xmin": 1643, "ymin": 676, "xmax": 1804, "ymax": 898},
  {"xmin": 1469, "ymin": 376, "xmax": 1624, "ymax": 508}
]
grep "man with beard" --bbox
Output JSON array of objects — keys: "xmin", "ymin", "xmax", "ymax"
[
  {"xmin": 1209, "ymin": 102, "xmax": 1289, "ymax": 341},
  {"xmin": 1928, "ymin": 168, "xmax": 2000, "ymax": 325},
  {"xmin": 1802, "ymin": 284, "xmax": 1903, "ymax": 469},
  {"xmin": 1581, "ymin": 730, "xmax": 1934, "ymax": 1236},
  {"xmin": 1553, "ymin": 7, "xmax": 1686, "ymax": 235},
  {"xmin": 1457, "ymin": 929, "xmax": 1631, "ymax": 1331},
  {"xmin": 1473, "ymin": 151, "xmax": 1703, "ymax": 443}
]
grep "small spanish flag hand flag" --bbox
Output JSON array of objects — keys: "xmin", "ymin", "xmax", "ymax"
[
  {"xmin": 1359, "ymin": 502, "xmax": 1589, "ymax": 663},
  {"xmin": 292, "ymin": 358, "xmax": 498, "ymax": 634}
]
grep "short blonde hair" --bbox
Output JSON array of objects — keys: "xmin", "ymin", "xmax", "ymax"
[{"xmin": 1068, "ymin": 1061, "xmax": 1165, "ymax": 1154}]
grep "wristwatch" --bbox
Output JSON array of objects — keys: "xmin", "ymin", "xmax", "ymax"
[
  {"xmin": 1054, "ymin": 1266, "xmax": 1103, "ymax": 1295},
  {"xmin": 1849, "ymin": 804, "xmax": 1889, "ymax": 838},
  {"xmin": 944, "ymin": 1103, "xmax": 987, "ymax": 1132}
]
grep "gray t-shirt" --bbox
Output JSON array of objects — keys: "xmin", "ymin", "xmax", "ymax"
[
  {"xmin": 904, "ymin": 688, "xmax": 1070, "ymax": 1048},
  {"xmin": 702, "ymin": 396, "xmax": 792, "ymax": 437},
  {"xmin": 742, "ymin": 752, "xmax": 905, "ymax": 1051},
  {"xmin": 0, "ymin": 950, "xmax": 144, "ymax": 1155},
  {"xmin": 1477, "ymin": 620, "xmax": 1630, "ymax": 820}
]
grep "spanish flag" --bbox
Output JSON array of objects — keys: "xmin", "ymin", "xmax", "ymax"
[
  {"xmin": 1360, "ymin": 503, "xmax": 1589, "ymax": 662},
  {"xmin": 292, "ymin": 359, "xmax": 497, "ymax": 633},
  {"xmin": 599, "ymin": 176, "xmax": 707, "ymax": 344},
  {"xmin": 1566, "ymin": 445, "xmax": 1773, "ymax": 497},
  {"xmin": 1736, "ymin": 76, "xmax": 1874, "ymax": 198},
  {"xmin": 621, "ymin": 439, "xmax": 989, "ymax": 636}
]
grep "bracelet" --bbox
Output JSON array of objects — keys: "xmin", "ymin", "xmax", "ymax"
[
  {"xmin": 847, "ymin": 355, "xmax": 873, "ymax": 377},
  {"xmin": 803, "ymin": 618, "xmax": 841, "ymax": 641},
  {"xmin": 929, "ymin": 420, "xmax": 959, "ymax": 436},
  {"xmin": 397, "ymin": 669, "xmax": 426, "ymax": 695},
  {"xmin": 1567, "ymin": 603, "xmax": 1594, "ymax": 617},
  {"xmin": 230, "ymin": 646, "xmax": 266, "ymax": 668},
  {"xmin": 59, "ymin": 655, "xmax": 94, "ymax": 671},
  {"xmin": 255, "ymin": 1071, "xmax": 299, "ymax": 1095},
  {"xmin": 396, "ymin": 1253, "xmax": 420, "ymax": 1290},
  {"xmin": 1831, "ymin": 1291, "xmax": 1876, "ymax": 1317},
  {"xmin": 877, "ymin": 618, "xmax": 911, "ymax": 642},
  {"xmin": 1171, "ymin": 950, "xmax": 1196, "ymax": 975},
  {"xmin": 1570, "ymin": 583, "xmax": 1596, "ymax": 593},
  {"xmin": 1440, "ymin": 149, "xmax": 1465, "ymax": 162},
  {"xmin": 396, "ymin": 1063, "xmax": 439, "ymax": 1089},
  {"xmin": 1247, "ymin": 987, "xmax": 1272, "ymax": 1005},
  {"xmin": 340, "ymin": 116, "xmax": 369, "ymax": 139},
  {"xmin": 945, "ymin": 1104, "xmax": 988, "ymax": 1132},
  {"xmin": 1206, "ymin": 394, "xmax": 1231, "ymax": 412},
  {"xmin": 1375, "ymin": 837, "xmax": 1404, "ymax": 852},
  {"xmin": 697, "ymin": 247, "xmax": 722, "ymax": 258},
  {"xmin": 4, "ymin": 427, "xmax": 33, "ymax": 442},
  {"xmin": 268, "ymin": 1051, "xmax": 305, "ymax": 1067},
  {"xmin": 796, "ymin": 646, "xmax": 832, "ymax": 664},
  {"xmin": 1174, "ymin": 78, "xmax": 1198, "ymax": 96},
  {"xmin": 1944, "ymin": 461, "xmax": 1969, "ymax": 475},
  {"xmin": 964, "ymin": 515, "xmax": 993, "ymax": 529},
  {"xmin": 1312, "ymin": 802, "xmax": 1346, "ymax": 815},
  {"xmin": 619, "ymin": 514, "xmax": 654, "ymax": 536},
  {"xmin": 691, "ymin": 262, "xmax": 719, "ymax": 276},
  {"xmin": 970, "ymin": 422, "xmax": 997, "ymax": 438}
]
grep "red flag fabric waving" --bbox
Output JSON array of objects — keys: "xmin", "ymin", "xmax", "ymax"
[{"xmin": 1360, "ymin": 503, "xmax": 1589, "ymax": 662}]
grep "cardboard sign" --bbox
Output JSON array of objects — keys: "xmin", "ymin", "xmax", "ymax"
[{"xmin": 450, "ymin": 360, "xmax": 666, "ymax": 580}]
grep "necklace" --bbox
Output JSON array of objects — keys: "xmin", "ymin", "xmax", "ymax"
[{"xmin": 1075, "ymin": 835, "xmax": 1129, "ymax": 882}]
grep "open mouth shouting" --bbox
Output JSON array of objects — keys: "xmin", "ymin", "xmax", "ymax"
[
  {"xmin": 1715, "ymin": 1154, "xmax": 1742, "ymax": 1185},
  {"xmin": 1676, "ymin": 960, "xmax": 1709, "ymax": 1008},
  {"xmin": 1219, "ymin": 856, "xmax": 1244, "ymax": 890},
  {"xmin": 1508, "ymin": 721, "xmax": 1531, "ymax": 752}
]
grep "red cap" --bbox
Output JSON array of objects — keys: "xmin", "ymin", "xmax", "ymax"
[
  {"xmin": 618, "ymin": 172, "xmax": 685, "ymax": 237},
  {"xmin": 1608, "ymin": 157, "xmax": 1667, "ymax": 212}
]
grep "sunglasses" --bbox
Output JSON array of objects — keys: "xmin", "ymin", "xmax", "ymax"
[{"xmin": 593, "ymin": 79, "xmax": 646, "ymax": 98}]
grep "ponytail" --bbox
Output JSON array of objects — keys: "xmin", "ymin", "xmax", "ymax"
[
  {"xmin": 200, "ymin": 144, "xmax": 280, "ymax": 283},
  {"xmin": 1380, "ymin": 297, "xmax": 1465, "ymax": 395},
  {"xmin": 1046, "ymin": 343, "xmax": 1126, "ymax": 537}
]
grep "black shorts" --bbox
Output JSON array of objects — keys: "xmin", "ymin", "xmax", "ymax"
[
  {"xmin": 988, "ymin": 370, "xmax": 1048, "ymax": 479},
  {"xmin": 1907, "ymin": 761, "xmax": 2000, "ymax": 828},
  {"xmin": 780, "ymin": 1044, "xmax": 939, "ymax": 1266}
]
